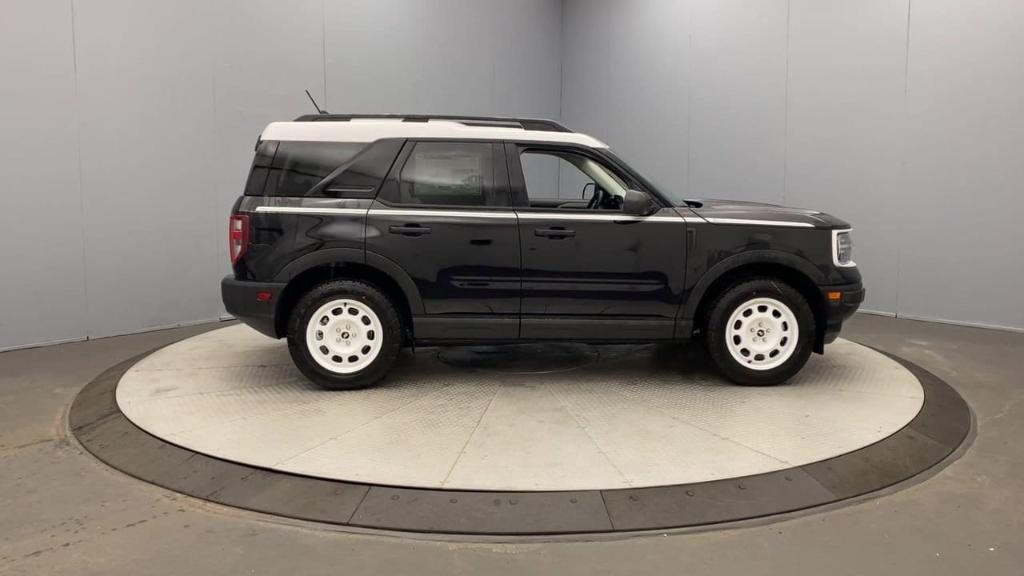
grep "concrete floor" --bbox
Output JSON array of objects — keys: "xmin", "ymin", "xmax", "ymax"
[{"xmin": 1, "ymin": 314, "xmax": 1021, "ymax": 575}]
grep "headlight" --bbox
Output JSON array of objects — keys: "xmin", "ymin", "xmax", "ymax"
[{"xmin": 832, "ymin": 229, "xmax": 855, "ymax": 267}]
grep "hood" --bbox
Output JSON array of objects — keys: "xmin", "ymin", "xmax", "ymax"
[{"xmin": 685, "ymin": 199, "xmax": 849, "ymax": 229}]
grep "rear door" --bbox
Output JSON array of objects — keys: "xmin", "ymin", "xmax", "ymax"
[{"xmin": 365, "ymin": 140, "xmax": 520, "ymax": 340}]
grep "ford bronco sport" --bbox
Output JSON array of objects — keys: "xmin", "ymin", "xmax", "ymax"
[{"xmin": 222, "ymin": 114, "xmax": 863, "ymax": 390}]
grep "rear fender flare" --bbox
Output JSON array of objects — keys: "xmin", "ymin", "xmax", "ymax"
[{"xmin": 274, "ymin": 248, "xmax": 424, "ymax": 315}]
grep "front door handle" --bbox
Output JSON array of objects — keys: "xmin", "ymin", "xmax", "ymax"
[
  {"xmin": 534, "ymin": 227, "xmax": 575, "ymax": 239},
  {"xmin": 389, "ymin": 224, "xmax": 432, "ymax": 236}
]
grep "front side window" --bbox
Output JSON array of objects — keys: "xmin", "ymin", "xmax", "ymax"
[
  {"xmin": 520, "ymin": 148, "xmax": 629, "ymax": 210},
  {"xmin": 395, "ymin": 142, "xmax": 505, "ymax": 207}
]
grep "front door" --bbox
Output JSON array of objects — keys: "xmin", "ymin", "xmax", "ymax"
[
  {"xmin": 509, "ymin": 143, "xmax": 687, "ymax": 340},
  {"xmin": 366, "ymin": 140, "xmax": 520, "ymax": 340}
]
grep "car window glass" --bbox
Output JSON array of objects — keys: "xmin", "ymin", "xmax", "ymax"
[
  {"xmin": 397, "ymin": 142, "xmax": 503, "ymax": 207},
  {"xmin": 262, "ymin": 141, "xmax": 367, "ymax": 197},
  {"xmin": 244, "ymin": 140, "xmax": 278, "ymax": 196},
  {"xmin": 520, "ymin": 149, "xmax": 628, "ymax": 209}
]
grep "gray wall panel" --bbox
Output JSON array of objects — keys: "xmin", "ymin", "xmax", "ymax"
[
  {"xmin": 74, "ymin": 0, "xmax": 221, "ymax": 338},
  {"xmin": 492, "ymin": 0, "xmax": 563, "ymax": 119},
  {"xmin": 784, "ymin": 0, "xmax": 908, "ymax": 313},
  {"xmin": 899, "ymin": 0, "xmax": 1024, "ymax": 330},
  {"xmin": 324, "ymin": 0, "xmax": 561, "ymax": 118},
  {"xmin": 324, "ymin": 0, "xmax": 494, "ymax": 115},
  {"xmin": 687, "ymin": 0, "xmax": 788, "ymax": 203},
  {"xmin": 0, "ymin": 0, "xmax": 86, "ymax": 349}
]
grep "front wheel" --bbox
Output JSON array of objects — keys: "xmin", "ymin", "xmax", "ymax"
[
  {"xmin": 705, "ymin": 278, "xmax": 815, "ymax": 386},
  {"xmin": 287, "ymin": 280, "xmax": 402, "ymax": 390}
]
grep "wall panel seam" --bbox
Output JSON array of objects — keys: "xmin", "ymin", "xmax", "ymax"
[
  {"xmin": 894, "ymin": 0, "xmax": 913, "ymax": 318},
  {"xmin": 781, "ymin": 0, "xmax": 791, "ymax": 205},
  {"xmin": 69, "ymin": 0, "xmax": 90, "ymax": 342}
]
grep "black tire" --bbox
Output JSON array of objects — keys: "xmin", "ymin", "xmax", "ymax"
[
  {"xmin": 287, "ymin": 280, "xmax": 402, "ymax": 390},
  {"xmin": 704, "ymin": 278, "xmax": 815, "ymax": 386}
]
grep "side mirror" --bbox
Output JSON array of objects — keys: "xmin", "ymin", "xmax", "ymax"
[
  {"xmin": 581, "ymin": 182, "xmax": 596, "ymax": 200},
  {"xmin": 622, "ymin": 189, "xmax": 659, "ymax": 216}
]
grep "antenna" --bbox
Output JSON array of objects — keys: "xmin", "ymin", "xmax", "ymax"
[{"xmin": 304, "ymin": 89, "xmax": 327, "ymax": 115}]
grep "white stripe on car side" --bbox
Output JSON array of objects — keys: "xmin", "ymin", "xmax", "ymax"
[
  {"xmin": 368, "ymin": 209, "xmax": 515, "ymax": 219},
  {"xmin": 253, "ymin": 206, "xmax": 812, "ymax": 228},
  {"xmin": 254, "ymin": 206, "xmax": 368, "ymax": 215},
  {"xmin": 517, "ymin": 213, "xmax": 681, "ymax": 222},
  {"xmin": 703, "ymin": 217, "xmax": 814, "ymax": 228}
]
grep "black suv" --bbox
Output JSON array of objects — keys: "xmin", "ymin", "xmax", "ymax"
[{"xmin": 223, "ymin": 114, "xmax": 863, "ymax": 390}]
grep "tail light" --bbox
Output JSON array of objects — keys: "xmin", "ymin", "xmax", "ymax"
[{"xmin": 229, "ymin": 214, "xmax": 250, "ymax": 264}]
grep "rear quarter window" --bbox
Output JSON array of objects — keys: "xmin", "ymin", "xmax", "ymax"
[
  {"xmin": 262, "ymin": 141, "xmax": 367, "ymax": 197},
  {"xmin": 244, "ymin": 139, "xmax": 404, "ymax": 198},
  {"xmin": 243, "ymin": 140, "xmax": 278, "ymax": 196}
]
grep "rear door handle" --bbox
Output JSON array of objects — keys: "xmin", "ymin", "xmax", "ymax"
[
  {"xmin": 534, "ymin": 227, "xmax": 575, "ymax": 239},
  {"xmin": 389, "ymin": 224, "xmax": 432, "ymax": 236}
]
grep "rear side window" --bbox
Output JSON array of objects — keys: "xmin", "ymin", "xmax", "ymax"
[
  {"xmin": 316, "ymin": 139, "xmax": 404, "ymax": 197},
  {"xmin": 261, "ymin": 141, "xmax": 366, "ymax": 197},
  {"xmin": 243, "ymin": 140, "xmax": 278, "ymax": 196},
  {"xmin": 390, "ymin": 141, "xmax": 506, "ymax": 207}
]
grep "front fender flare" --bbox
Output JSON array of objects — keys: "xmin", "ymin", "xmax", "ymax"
[{"xmin": 681, "ymin": 250, "xmax": 826, "ymax": 320}]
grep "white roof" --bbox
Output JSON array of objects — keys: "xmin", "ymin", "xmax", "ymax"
[{"xmin": 260, "ymin": 119, "xmax": 608, "ymax": 148}]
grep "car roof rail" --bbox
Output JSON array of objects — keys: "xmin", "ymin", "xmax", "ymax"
[{"xmin": 291, "ymin": 113, "xmax": 573, "ymax": 133}]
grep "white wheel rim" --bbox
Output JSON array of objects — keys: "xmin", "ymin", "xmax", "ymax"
[
  {"xmin": 725, "ymin": 297, "xmax": 799, "ymax": 371},
  {"xmin": 305, "ymin": 299, "xmax": 383, "ymax": 374}
]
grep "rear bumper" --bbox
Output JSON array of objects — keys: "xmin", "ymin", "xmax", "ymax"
[
  {"xmin": 221, "ymin": 276, "xmax": 286, "ymax": 338},
  {"xmin": 820, "ymin": 282, "xmax": 865, "ymax": 345}
]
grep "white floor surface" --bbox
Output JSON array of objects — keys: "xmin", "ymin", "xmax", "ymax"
[{"xmin": 116, "ymin": 325, "xmax": 924, "ymax": 491}]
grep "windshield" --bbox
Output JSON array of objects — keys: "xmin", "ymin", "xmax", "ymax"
[{"xmin": 604, "ymin": 149, "xmax": 693, "ymax": 206}]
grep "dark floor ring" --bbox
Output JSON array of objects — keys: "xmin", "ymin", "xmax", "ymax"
[{"xmin": 70, "ymin": 344, "xmax": 971, "ymax": 536}]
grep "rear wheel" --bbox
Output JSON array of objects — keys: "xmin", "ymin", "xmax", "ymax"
[
  {"xmin": 705, "ymin": 278, "xmax": 815, "ymax": 385},
  {"xmin": 287, "ymin": 280, "xmax": 402, "ymax": 390}
]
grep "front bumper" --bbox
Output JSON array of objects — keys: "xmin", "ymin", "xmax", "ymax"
[
  {"xmin": 820, "ymin": 282, "xmax": 865, "ymax": 345},
  {"xmin": 221, "ymin": 276, "xmax": 287, "ymax": 338}
]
